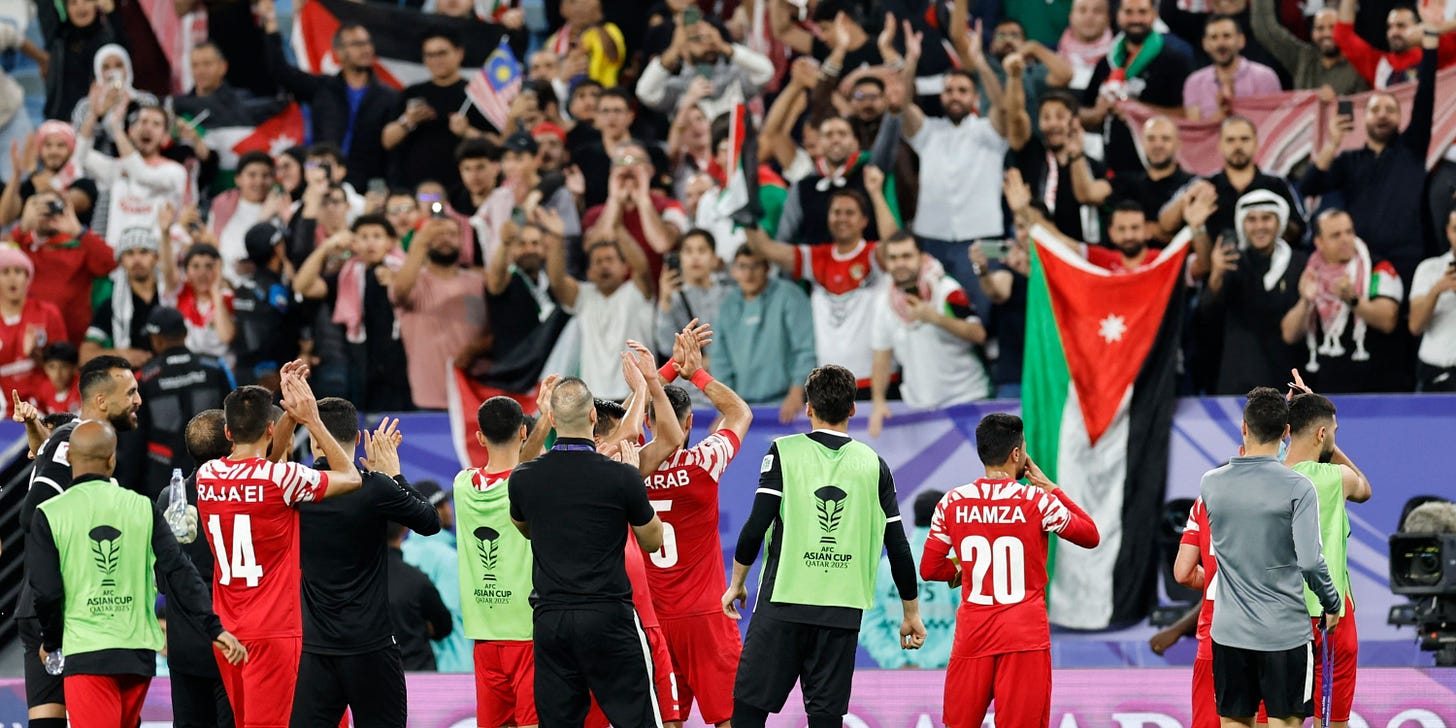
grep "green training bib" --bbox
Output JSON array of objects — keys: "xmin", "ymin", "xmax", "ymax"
[{"xmin": 454, "ymin": 469, "xmax": 534, "ymax": 641}]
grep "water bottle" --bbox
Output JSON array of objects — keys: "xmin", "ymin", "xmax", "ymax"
[
  {"xmin": 164, "ymin": 469, "xmax": 188, "ymax": 538},
  {"xmin": 44, "ymin": 649, "xmax": 63, "ymax": 676}
]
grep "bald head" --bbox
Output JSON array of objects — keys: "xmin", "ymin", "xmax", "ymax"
[
  {"xmin": 549, "ymin": 377, "xmax": 597, "ymax": 437},
  {"xmin": 1142, "ymin": 115, "xmax": 1181, "ymax": 170},
  {"xmin": 70, "ymin": 419, "xmax": 119, "ymax": 478}
]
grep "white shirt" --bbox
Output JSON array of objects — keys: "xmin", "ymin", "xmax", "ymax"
[
  {"xmin": 567, "ymin": 281, "xmax": 655, "ymax": 400},
  {"xmin": 795, "ymin": 241, "xmax": 882, "ymax": 382},
  {"xmin": 871, "ymin": 276, "xmax": 990, "ymax": 409},
  {"xmin": 74, "ymin": 139, "xmax": 188, "ymax": 245},
  {"xmin": 1411, "ymin": 251, "xmax": 1456, "ymax": 367},
  {"xmin": 906, "ymin": 115, "xmax": 1008, "ymax": 241},
  {"xmin": 217, "ymin": 199, "xmax": 263, "ymax": 283}
]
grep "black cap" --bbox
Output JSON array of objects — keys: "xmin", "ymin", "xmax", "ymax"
[
  {"xmin": 143, "ymin": 307, "xmax": 187, "ymax": 337},
  {"xmin": 503, "ymin": 131, "xmax": 538, "ymax": 155},
  {"xmin": 244, "ymin": 223, "xmax": 285, "ymax": 265},
  {"xmin": 414, "ymin": 479, "xmax": 448, "ymax": 507}
]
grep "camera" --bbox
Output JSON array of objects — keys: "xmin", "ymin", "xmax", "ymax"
[
  {"xmin": 1388, "ymin": 501, "xmax": 1456, "ymax": 666},
  {"xmin": 1391, "ymin": 534, "xmax": 1456, "ymax": 595},
  {"xmin": 43, "ymin": 199, "xmax": 65, "ymax": 217},
  {"xmin": 430, "ymin": 202, "xmax": 446, "ymax": 218}
]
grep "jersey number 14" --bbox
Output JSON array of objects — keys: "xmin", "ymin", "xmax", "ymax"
[
  {"xmin": 958, "ymin": 535, "xmax": 1027, "ymax": 605},
  {"xmin": 207, "ymin": 514, "xmax": 265, "ymax": 587}
]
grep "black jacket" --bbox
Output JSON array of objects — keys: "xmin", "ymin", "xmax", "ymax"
[
  {"xmin": 263, "ymin": 30, "xmax": 399, "ymax": 187},
  {"xmin": 136, "ymin": 347, "xmax": 234, "ymax": 499},
  {"xmin": 386, "ymin": 546, "xmax": 452, "ymax": 670}
]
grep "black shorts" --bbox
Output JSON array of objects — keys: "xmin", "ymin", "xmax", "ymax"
[
  {"xmin": 18, "ymin": 617, "xmax": 64, "ymax": 708},
  {"xmin": 733, "ymin": 613, "xmax": 858, "ymax": 717},
  {"xmin": 533, "ymin": 604, "xmax": 661, "ymax": 727},
  {"xmin": 290, "ymin": 647, "xmax": 408, "ymax": 728},
  {"xmin": 1212, "ymin": 640, "xmax": 1313, "ymax": 720}
]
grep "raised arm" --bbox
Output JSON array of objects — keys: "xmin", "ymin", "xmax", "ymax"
[
  {"xmin": 894, "ymin": 21, "xmax": 926, "ymax": 139},
  {"xmin": 293, "ymin": 232, "xmax": 350, "ymax": 300},
  {"xmin": 1330, "ymin": 445, "xmax": 1372, "ymax": 503},
  {"xmin": 280, "ymin": 374, "xmax": 362, "ymax": 498},
  {"xmin": 390, "ymin": 218, "xmax": 440, "ymax": 305},
  {"xmin": 676, "ymin": 329, "xmax": 753, "ymax": 442},
  {"xmin": 629, "ymin": 341, "xmax": 687, "ymax": 476},
  {"xmin": 744, "ymin": 223, "xmax": 800, "ymax": 273},
  {"xmin": 769, "ymin": 0, "xmax": 816, "ymax": 55}
]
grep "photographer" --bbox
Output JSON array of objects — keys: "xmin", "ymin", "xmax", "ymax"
[{"xmin": 10, "ymin": 190, "xmax": 115, "ymax": 343}]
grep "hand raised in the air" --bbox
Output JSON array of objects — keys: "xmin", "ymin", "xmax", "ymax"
[{"xmin": 360, "ymin": 417, "xmax": 402, "ymax": 477}]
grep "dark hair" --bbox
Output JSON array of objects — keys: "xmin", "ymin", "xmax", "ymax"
[
  {"xmin": 477, "ymin": 396, "xmax": 526, "ymax": 445},
  {"xmin": 332, "ymin": 22, "xmax": 367, "ymax": 49},
  {"xmin": 586, "ymin": 239, "xmax": 624, "ymax": 262},
  {"xmin": 1110, "ymin": 199, "xmax": 1148, "ymax": 220},
  {"xmin": 851, "ymin": 76, "xmax": 886, "ymax": 94},
  {"xmin": 1204, "ymin": 12, "xmax": 1242, "ymax": 32},
  {"xmin": 421, "ymin": 29, "xmax": 462, "ymax": 49},
  {"xmin": 828, "ymin": 188, "xmax": 872, "ymax": 219},
  {"xmin": 317, "ymin": 397, "xmax": 360, "ymax": 447},
  {"xmin": 733, "ymin": 243, "xmax": 765, "ymax": 263},
  {"xmin": 1219, "ymin": 114, "xmax": 1257, "ymax": 137},
  {"xmin": 528, "ymin": 80, "xmax": 558, "ymax": 110},
  {"xmin": 710, "ymin": 112, "xmax": 733, "ymax": 152},
  {"xmin": 913, "ymin": 489, "xmax": 945, "ymax": 528},
  {"xmin": 1038, "ymin": 89, "xmax": 1081, "ymax": 116},
  {"xmin": 1242, "ymin": 387, "xmax": 1289, "ymax": 444},
  {"xmin": 192, "ymin": 40, "xmax": 226, "ymax": 60},
  {"xmin": 662, "ymin": 385, "xmax": 693, "ymax": 423},
  {"xmin": 680, "ymin": 228, "xmax": 716, "ymax": 252},
  {"xmin": 224, "ymin": 385, "xmax": 277, "ymax": 444},
  {"xmin": 817, "ymin": 115, "xmax": 854, "ymax": 133},
  {"xmin": 805, "ymin": 365, "xmax": 856, "ymax": 425},
  {"xmin": 593, "ymin": 398, "xmax": 627, "ymax": 438},
  {"xmin": 455, "ymin": 138, "xmax": 502, "ymax": 163},
  {"xmin": 597, "ymin": 87, "xmax": 635, "ymax": 111},
  {"xmin": 79, "ymin": 355, "xmax": 132, "ymax": 399},
  {"xmin": 237, "ymin": 150, "xmax": 275, "ymax": 175},
  {"xmin": 975, "ymin": 413, "xmax": 1024, "ymax": 465},
  {"xmin": 944, "ymin": 68, "xmax": 979, "ymax": 89},
  {"xmin": 43, "ymin": 341, "xmax": 79, "ymax": 365},
  {"xmin": 1288, "ymin": 393, "xmax": 1337, "ymax": 436},
  {"xmin": 1313, "ymin": 208, "xmax": 1351, "ymax": 238},
  {"xmin": 570, "ymin": 78, "xmax": 604, "ymax": 100},
  {"xmin": 812, "ymin": 0, "xmax": 856, "ymax": 23},
  {"xmin": 306, "ymin": 143, "xmax": 346, "ymax": 166},
  {"xmin": 351, "ymin": 214, "xmax": 397, "ymax": 239},
  {"xmin": 125, "ymin": 101, "xmax": 170, "ymax": 131},
  {"xmin": 42, "ymin": 412, "xmax": 77, "ymax": 430},
  {"xmin": 183, "ymin": 243, "xmax": 222, "ymax": 267},
  {"xmin": 185, "ymin": 409, "xmax": 231, "ymax": 463},
  {"xmin": 883, "ymin": 228, "xmax": 918, "ymax": 249}
]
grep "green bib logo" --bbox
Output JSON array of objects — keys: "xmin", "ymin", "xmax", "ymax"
[
  {"xmin": 89, "ymin": 525, "xmax": 122, "ymax": 588},
  {"xmin": 473, "ymin": 526, "xmax": 500, "ymax": 583},
  {"xmin": 814, "ymin": 486, "xmax": 847, "ymax": 544}
]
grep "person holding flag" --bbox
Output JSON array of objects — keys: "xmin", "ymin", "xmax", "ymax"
[{"xmin": 465, "ymin": 37, "xmax": 524, "ymax": 135}]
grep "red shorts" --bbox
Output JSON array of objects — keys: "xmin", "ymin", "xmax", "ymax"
[
  {"xmin": 584, "ymin": 624, "xmax": 680, "ymax": 727},
  {"xmin": 216, "ymin": 636, "xmax": 302, "ymax": 728},
  {"xmin": 1253, "ymin": 595, "xmax": 1359, "ymax": 724},
  {"xmin": 474, "ymin": 640, "xmax": 537, "ymax": 727},
  {"xmin": 1192, "ymin": 657, "xmax": 1218, "ymax": 728},
  {"xmin": 944, "ymin": 650, "xmax": 1051, "ymax": 728},
  {"xmin": 660, "ymin": 613, "xmax": 741, "ymax": 725},
  {"xmin": 63, "ymin": 673, "xmax": 150, "ymax": 728}
]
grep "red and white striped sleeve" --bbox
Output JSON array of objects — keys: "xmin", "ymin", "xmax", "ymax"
[
  {"xmin": 272, "ymin": 461, "xmax": 329, "ymax": 507},
  {"xmin": 685, "ymin": 430, "xmax": 741, "ymax": 483}
]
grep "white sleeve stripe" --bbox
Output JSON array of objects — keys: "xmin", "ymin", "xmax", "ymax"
[
  {"xmin": 886, "ymin": 515, "xmax": 902, "ymax": 523},
  {"xmin": 33, "ymin": 476, "xmax": 62, "ymax": 495},
  {"xmin": 754, "ymin": 488, "xmax": 783, "ymax": 497}
]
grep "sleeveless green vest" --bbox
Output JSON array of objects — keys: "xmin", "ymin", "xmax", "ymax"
[
  {"xmin": 453, "ymin": 469, "xmax": 534, "ymax": 641},
  {"xmin": 769, "ymin": 434, "xmax": 886, "ymax": 610},
  {"xmin": 37, "ymin": 478, "xmax": 164, "ymax": 657},
  {"xmin": 1295, "ymin": 461, "xmax": 1351, "ymax": 617}
]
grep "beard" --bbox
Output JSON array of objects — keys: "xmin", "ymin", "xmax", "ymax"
[
  {"xmin": 109, "ymin": 410, "xmax": 139, "ymax": 432},
  {"xmin": 515, "ymin": 253, "xmax": 544, "ymax": 273},
  {"xmin": 427, "ymin": 249, "xmax": 460, "ymax": 266},
  {"xmin": 1147, "ymin": 155, "xmax": 1175, "ymax": 171},
  {"xmin": 1124, "ymin": 25, "xmax": 1152, "ymax": 44},
  {"xmin": 1115, "ymin": 239, "xmax": 1148, "ymax": 258},
  {"xmin": 1225, "ymin": 153, "xmax": 1253, "ymax": 171},
  {"xmin": 1318, "ymin": 442, "xmax": 1335, "ymax": 464}
]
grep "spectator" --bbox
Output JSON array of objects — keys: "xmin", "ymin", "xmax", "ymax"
[
  {"xmin": 869, "ymin": 231, "xmax": 990, "ymax": 437},
  {"xmin": 713, "ymin": 244, "xmax": 816, "ymax": 422},
  {"xmin": 543, "ymin": 0, "xmax": 625, "ymax": 88},
  {"xmin": 171, "ymin": 42, "xmax": 289, "ymax": 175},
  {"xmin": 451, "ymin": 138, "xmax": 503, "ymax": 223},
  {"xmin": 654, "ymin": 229, "xmax": 727, "ymax": 358},
  {"xmin": 1080, "ymin": 0, "xmax": 1192, "ymax": 177},
  {"xmin": 10, "ymin": 190, "xmax": 114, "ymax": 343},
  {"xmin": 747, "ymin": 181, "xmax": 896, "ymax": 387},
  {"xmin": 564, "ymin": 80, "xmax": 604, "ymax": 153},
  {"xmin": 31, "ymin": 342, "xmax": 80, "ymax": 416},
  {"xmin": 82, "ymin": 227, "xmax": 165, "ymax": 368},
  {"xmin": 42, "ymin": 0, "xmax": 117, "ymax": 123},
  {"xmin": 399, "ymin": 480, "xmax": 471, "ymax": 673},
  {"xmin": 1106, "ymin": 117, "xmax": 1195, "ymax": 240},
  {"xmin": 294, "ymin": 215, "xmax": 412, "ymax": 412},
  {"xmin": 0, "ymin": 246, "xmax": 65, "ymax": 408},
  {"xmin": 1009, "ymin": 170, "xmax": 1167, "ymax": 274},
  {"xmin": 666, "ymin": 84, "xmax": 714, "ymax": 199},
  {"xmin": 1292, "ymin": 209, "xmax": 1406, "ymax": 393},
  {"xmin": 970, "ymin": 213, "xmax": 1038, "ymax": 397},
  {"xmin": 1409, "ymin": 209, "xmax": 1456, "ymax": 391},
  {"xmin": 1249, "ymin": 0, "xmax": 1368, "ymax": 95},
  {"xmin": 1195, "ymin": 190, "xmax": 1310, "ymax": 395},
  {"xmin": 858, "ymin": 489, "xmax": 958, "ymax": 669},
  {"xmin": 166, "ymin": 244, "xmax": 236, "ymax": 365},
  {"xmin": 384, "ymin": 189, "xmax": 422, "ymax": 239},
  {"xmin": 275, "ymin": 145, "xmax": 307, "ymax": 208},
  {"xmin": 1182, "ymin": 15, "xmax": 1283, "ymax": 121},
  {"xmin": 637, "ymin": 16, "xmax": 775, "ymax": 119},
  {"xmin": 1334, "ymin": 0, "xmax": 1453, "ymax": 88},
  {"xmin": 776, "ymin": 115, "xmax": 898, "ymax": 248},
  {"xmin": 546, "ymin": 231, "xmax": 655, "ymax": 401},
  {"xmin": 209, "ymin": 151, "xmax": 290, "ymax": 281},
  {"xmin": 288, "ymin": 181, "xmax": 354, "ymax": 267},
  {"xmin": 692, "ymin": 113, "xmax": 788, "ymax": 261},
  {"xmin": 382, "ymin": 32, "xmax": 490, "ymax": 190},
  {"xmin": 68, "ymin": 45, "xmax": 159, "ymax": 155},
  {"xmin": 305, "ymin": 145, "xmax": 367, "ymax": 221},
  {"xmin": 572, "ymin": 89, "xmax": 669, "ymax": 209},
  {"xmin": 73, "ymin": 99, "xmax": 187, "ymax": 246},
  {"xmin": 262, "ymin": 3, "xmax": 400, "ymax": 188},
  {"xmin": 1301, "ymin": 29, "xmax": 1436, "ymax": 282},
  {"xmin": 0, "ymin": 20, "xmax": 35, "ymax": 183},
  {"xmin": 772, "ymin": 0, "xmax": 883, "ymax": 72},
  {"xmin": 135, "ymin": 307, "xmax": 234, "ymax": 495},
  {"xmin": 583, "ymin": 139, "xmax": 690, "ymax": 280},
  {"xmin": 386, "ymin": 521, "xmax": 454, "ymax": 671},
  {"xmin": 1158, "ymin": 0, "xmax": 1290, "ymax": 87},
  {"xmin": 897, "ymin": 23, "xmax": 1030, "ymax": 288},
  {"xmin": 533, "ymin": 121, "xmax": 570, "ymax": 173},
  {"xmin": 477, "ymin": 132, "xmax": 582, "ymax": 265},
  {"xmin": 1012, "ymin": 92, "xmax": 1106, "ymax": 243},
  {"xmin": 390, "ymin": 217, "xmax": 488, "ymax": 409},
  {"xmin": 980, "ymin": 18, "xmax": 1075, "ymax": 124},
  {"xmin": 1, "ymin": 121, "xmax": 99, "ymax": 228},
  {"xmin": 761, "ymin": 59, "xmax": 821, "ymax": 188},
  {"xmin": 481, "ymin": 214, "xmax": 569, "ymax": 393},
  {"xmin": 173, "ymin": 0, "xmax": 275, "ymax": 97},
  {"xmin": 1059, "ymin": 0, "xmax": 1114, "ymax": 91},
  {"xmin": 231, "ymin": 223, "xmax": 297, "ymax": 390}
]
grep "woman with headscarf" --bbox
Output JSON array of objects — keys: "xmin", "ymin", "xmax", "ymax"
[
  {"xmin": 43, "ymin": 0, "xmax": 118, "ymax": 122},
  {"xmin": 68, "ymin": 44, "xmax": 158, "ymax": 156}
]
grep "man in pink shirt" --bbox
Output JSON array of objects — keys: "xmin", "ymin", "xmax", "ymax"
[
  {"xmin": 1183, "ymin": 15, "xmax": 1283, "ymax": 121},
  {"xmin": 390, "ymin": 217, "xmax": 487, "ymax": 409}
]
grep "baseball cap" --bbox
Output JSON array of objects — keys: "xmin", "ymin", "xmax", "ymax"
[
  {"xmin": 143, "ymin": 306, "xmax": 187, "ymax": 337},
  {"xmin": 244, "ymin": 223, "xmax": 285, "ymax": 266},
  {"xmin": 415, "ymin": 480, "xmax": 449, "ymax": 508},
  {"xmin": 503, "ymin": 131, "xmax": 539, "ymax": 155}
]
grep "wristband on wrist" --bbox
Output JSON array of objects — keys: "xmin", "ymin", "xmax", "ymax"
[
  {"xmin": 658, "ymin": 362, "xmax": 678, "ymax": 383},
  {"xmin": 689, "ymin": 369, "xmax": 714, "ymax": 389}
]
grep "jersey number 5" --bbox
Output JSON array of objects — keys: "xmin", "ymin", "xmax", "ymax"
[
  {"xmin": 207, "ymin": 513, "xmax": 265, "ymax": 587},
  {"xmin": 649, "ymin": 500, "xmax": 678, "ymax": 568},
  {"xmin": 958, "ymin": 535, "xmax": 1027, "ymax": 605}
]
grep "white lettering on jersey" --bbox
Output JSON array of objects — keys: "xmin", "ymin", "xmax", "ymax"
[
  {"xmin": 646, "ymin": 469, "xmax": 692, "ymax": 490},
  {"xmin": 953, "ymin": 504, "xmax": 1029, "ymax": 525},
  {"xmin": 197, "ymin": 483, "xmax": 268, "ymax": 503}
]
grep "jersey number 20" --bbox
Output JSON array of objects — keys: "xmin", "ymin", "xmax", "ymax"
[
  {"xmin": 958, "ymin": 535, "xmax": 1027, "ymax": 605},
  {"xmin": 207, "ymin": 514, "xmax": 265, "ymax": 587}
]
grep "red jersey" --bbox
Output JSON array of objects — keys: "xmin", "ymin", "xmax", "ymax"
[
  {"xmin": 1180, "ymin": 496, "xmax": 1218, "ymax": 661},
  {"xmin": 196, "ymin": 457, "xmax": 329, "ymax": 639},
  {"xmin": 1084, "ymin": 245, "xmax": 1156, "ymax": 275},
  {"xmin": 793, "ymin": 240, "xmax": 880, "ymax": 295},
  {"xmin": 922, "ymin": 478, "xmax": 1100, "ymax": 659},
  {"xmin": 0, "ymin": 299, "xmax": 67, "ymax": 412},
  {"xmin": 625, "ymin": 531, "xmax": 659, "ymax": 628},
  {"xmin": 643, "ymin": 430, "xmax": 741, "ymax": 619},
  {"xmin": 28, "ymin": 371, "xmax": 79, "ymax": 416}
]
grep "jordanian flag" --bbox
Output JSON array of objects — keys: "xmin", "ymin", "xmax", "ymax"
[
  {"xmin": 715, "ymin": 104, "xmax": 787, "ymax": 233},
  {"xmin": 1022, "ymin": 226, "xmax": 1189, "ymax": 630}
]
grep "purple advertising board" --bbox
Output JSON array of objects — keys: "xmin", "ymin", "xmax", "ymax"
[{"xmin": 0, "ymin": 669, "xmax": 1451, "ymax": 727}]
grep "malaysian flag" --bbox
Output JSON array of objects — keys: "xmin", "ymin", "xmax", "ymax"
[{"xmin": 467, "ymin": 38, "xmax": 523, "ymax": 133}]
